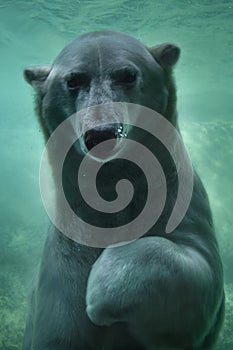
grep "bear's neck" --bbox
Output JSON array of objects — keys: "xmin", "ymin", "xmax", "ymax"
[{"xmin": 48, "ymin": 133, "xmax": 179, "ymax": 237}]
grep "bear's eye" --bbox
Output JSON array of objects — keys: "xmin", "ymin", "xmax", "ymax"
[
  {"xmin": 113, "ymin": 68, "xmax": 138, "ymax": 85},
  {"xmin": 66, "ymin": 72, "xmax": 89, "ymax": 91}
]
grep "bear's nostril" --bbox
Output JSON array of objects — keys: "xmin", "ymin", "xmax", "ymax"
[{"xmin": 84, "ymin": 127, "xmax": 117, "ymax": 158}]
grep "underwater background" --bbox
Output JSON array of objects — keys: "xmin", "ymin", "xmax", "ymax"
[{"xmin": 0, "ymin": 0, "xmax": 233, "ymax": 348}]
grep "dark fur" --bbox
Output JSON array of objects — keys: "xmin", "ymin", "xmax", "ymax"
[{"xmin": 23, "ymin": 31, "xmax": 224, "ymax": 350}]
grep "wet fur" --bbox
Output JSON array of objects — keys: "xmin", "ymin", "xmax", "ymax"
[{"xmin": 23, "ymin": 31, "xmax": 224, "ymax": 350}]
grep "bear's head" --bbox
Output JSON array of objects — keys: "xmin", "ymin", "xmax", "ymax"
[{"xmin": 24, "ymin": 31, "xmax": 180, "ymax": 153}]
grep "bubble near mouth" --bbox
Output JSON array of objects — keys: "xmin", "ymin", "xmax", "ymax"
[{"xmin": 117, "ymin": 124, "xmax": 128, "ymax": 138}]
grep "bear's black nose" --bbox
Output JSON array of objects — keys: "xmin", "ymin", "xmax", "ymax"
[{"xmin": 84, "ymin": 126, "xmax": 117, "ymax": 158}]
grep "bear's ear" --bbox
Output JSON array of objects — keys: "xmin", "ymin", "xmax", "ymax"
[
  {"xmin": 149, "ymin": 43, "xmax": 180, "ymax": 70},
  {"xmin": 23, "ymin": 66, "xmax": 51, "ymax": 92}
]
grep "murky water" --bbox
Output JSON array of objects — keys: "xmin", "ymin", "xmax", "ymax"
[{"xmin": 1, "ymin": 0, "xmax": 233, "ymax": 348}]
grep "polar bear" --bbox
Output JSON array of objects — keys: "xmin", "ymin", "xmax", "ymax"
[{"xmin": 23, "ymin": 31, "xmax": 224, "ymax": 350}]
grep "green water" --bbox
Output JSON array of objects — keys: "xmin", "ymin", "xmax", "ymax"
[{"xmin": 1, "ymin": 0, "xmax": 233, "ymax": 349}]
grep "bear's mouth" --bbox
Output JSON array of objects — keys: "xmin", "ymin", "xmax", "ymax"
[{"xmin": 82, "ymin": 123, "xmax": 127, "ymax": 161}]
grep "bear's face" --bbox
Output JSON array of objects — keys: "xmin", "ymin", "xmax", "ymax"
[{"xmin": 24, "ymin": 31, "xmax": 180, "ymax": 156}]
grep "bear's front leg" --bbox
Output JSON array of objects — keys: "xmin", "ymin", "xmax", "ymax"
[{"xmin": 86, "ymin": 236, "xmax": 222, "ymax": 348}]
